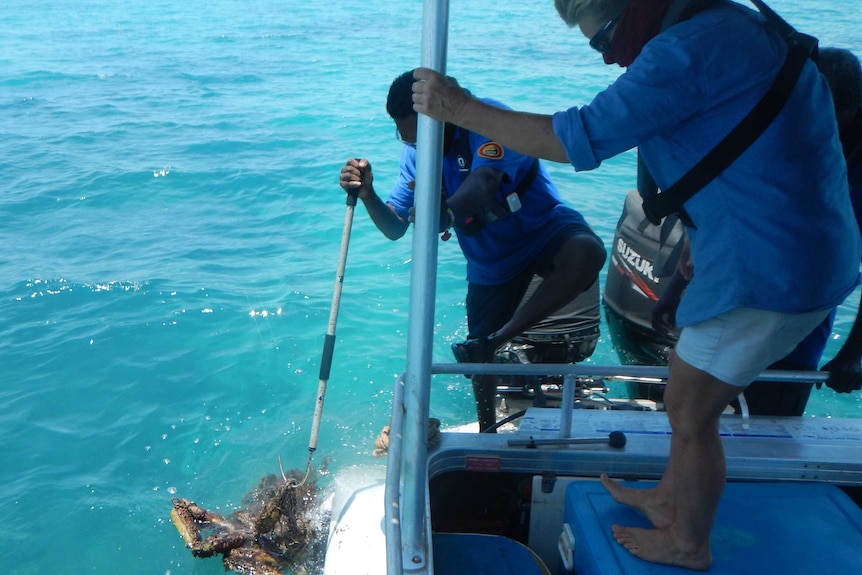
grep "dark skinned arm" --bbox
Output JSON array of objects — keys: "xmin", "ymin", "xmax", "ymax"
[
  {"xmin": 340, "ymin": 158, "xmax": 409, "ymax": 240},
  {"xmin": 446, "ymin": 165, "xmax": 506, "ymax": 223}
]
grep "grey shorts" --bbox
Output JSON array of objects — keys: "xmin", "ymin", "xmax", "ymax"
[
  {"xmin": 465, "ymin": 223, "xmax": 600, "ymax": 339},
  {"xmin": 675, "ymin": 307, "xmax": 830, "ymax": 387}
]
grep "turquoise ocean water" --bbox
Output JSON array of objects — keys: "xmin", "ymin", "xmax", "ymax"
[{"xmin": 1, "ymin": 1, "xmax": 859, "ymax": 573}]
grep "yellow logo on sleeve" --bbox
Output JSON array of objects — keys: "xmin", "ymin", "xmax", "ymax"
[{"xmin": 477, "ymin": 142, "xmax": 504, "ymax": 159}]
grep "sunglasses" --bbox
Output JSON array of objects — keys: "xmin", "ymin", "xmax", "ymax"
[{"xmin": 589, "ymin": 13, "xmax": 622, "ymax": 54}]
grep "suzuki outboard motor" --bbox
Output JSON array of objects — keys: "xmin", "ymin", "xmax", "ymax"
[
  {"xmin": 603, "ymin": 189, "xmax": 819, "ymax": 416},
  {"xmin": 603, "ymin": 190, "xmax": 684, "ymax": 399}
]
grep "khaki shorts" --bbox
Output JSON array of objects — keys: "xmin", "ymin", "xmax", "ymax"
[{"xmin": 675, "ymin": 307, "xmax": 830, "ymax": 387}]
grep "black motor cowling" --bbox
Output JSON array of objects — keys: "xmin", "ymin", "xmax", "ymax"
[{"xmin": 603, "ymin": 190, "xmax": 684, "ymax": 399}]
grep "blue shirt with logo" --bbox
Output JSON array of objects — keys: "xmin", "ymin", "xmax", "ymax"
[{"xmin": 388, "ymin": 99, "xmax": 591, "ymax": 285}]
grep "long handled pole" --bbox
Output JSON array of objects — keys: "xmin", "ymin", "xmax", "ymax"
[{"xmin": 301, "ymin": 187, "xmax": 359, "ymax": 483}]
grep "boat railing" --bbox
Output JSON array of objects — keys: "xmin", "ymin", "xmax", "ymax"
[{"xmin": 383, "ymin": 362, "xmax": 827, "ymax": 574}]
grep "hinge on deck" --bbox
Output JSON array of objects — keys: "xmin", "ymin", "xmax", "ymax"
[{"xmin": 541, "ymin": 471, "xmax": 557, "ymax": 493}]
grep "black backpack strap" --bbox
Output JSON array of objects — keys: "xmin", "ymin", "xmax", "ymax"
[
  {"xmin": 640, "ymin": 0, "xmax": 817, "ymax": 226},
  {"xmin": 453, "ymin": 127, "xmax": 473, "ymax": 174},
  {"xmin": 750, "ymin": 0, "xmax": 818, "ymax": 57},
  {"xmin": 641, "ymin": 39, "xmax": 810, "ymax": 225},
  {"xmin": 637, "ymin": 151, "xmax": 658, "ymax": 200}
]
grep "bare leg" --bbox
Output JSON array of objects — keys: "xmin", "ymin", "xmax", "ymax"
[
  {"xmin": 601, "ymin": 351, "xmax": 681, "ymax": 528},
  {"xmin": 490, "ymin": 234, "xmax": 605, "ymax": 347},
  {"xmin": 604, "ymin": 353, "xmax": 743, "ymax": 570}
]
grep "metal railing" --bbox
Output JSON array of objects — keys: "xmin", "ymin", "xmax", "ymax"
[{"xmin": 383, "ymin": 361, "xmax": 827, "ymax": 574}]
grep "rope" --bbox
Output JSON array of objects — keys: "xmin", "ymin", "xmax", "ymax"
[
  {"xmin": 373, "ymin": 418, "xmax": 441, "ymax": 458},
  {"xmin": 285, "ymin": 453, "xmax": 312, "ymax": 490}
]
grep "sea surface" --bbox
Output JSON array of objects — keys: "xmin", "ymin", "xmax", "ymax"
[{"xmin": 1, "ymin": 1, "xmax": 859, "ymax": 573}]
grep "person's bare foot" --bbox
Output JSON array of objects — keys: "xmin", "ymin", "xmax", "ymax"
[
  {"xmin": 600, "ymin": 474, "xmax": 674, "ymax": 528},
  {"xmin": 611, "ymin": 524, "xmax": 712, "ymax": 571}
]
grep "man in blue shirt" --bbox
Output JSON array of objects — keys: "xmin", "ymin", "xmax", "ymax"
[
  {"xmin": 412, "ymin": 0, "xmax": 859, "ymax": 569},
  {"xmin": 339, "ymin": 70, "xmax": 606, "ymax": 431}
]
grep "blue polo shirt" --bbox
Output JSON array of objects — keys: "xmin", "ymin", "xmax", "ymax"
[
  {"xmin": 552, "ymin": 2, "xmax": 860, "ymax": 327},
  {"xmin": 388, "ymin": 99, "xmax": 590, "ymax": 286}
]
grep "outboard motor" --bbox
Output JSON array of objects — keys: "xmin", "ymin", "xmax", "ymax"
[
  {"xmin": 603, "ymin": 189, "xmax": 818, "ymax": 416},
  {"xmin": 603, "ymin": 190, "xmax": 684, "ymax": 400}
]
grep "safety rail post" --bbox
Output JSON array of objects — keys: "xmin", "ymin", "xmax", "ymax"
[
  {"xmin": 384, "ymin": 373, "xmax": 406, "ymax": 575},
  {"xmin": 560, "ymin": 374, "xmax": 575, "ymax": 438},
  {"xmin": 399, "ymin": 0, "xmax": 450, "ymax": 571}
]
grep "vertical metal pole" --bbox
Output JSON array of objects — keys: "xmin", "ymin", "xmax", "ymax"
[
  {"xmin": 401, "ymin": 0, "xmax": 449, "ymax": 571},
  {"xmin": 560, "ymin": 374, "xmax": 575, "ymax": 438},
  {"xmin": 385, "ymin": 374, "xmax": 407, "ymax": 575}
]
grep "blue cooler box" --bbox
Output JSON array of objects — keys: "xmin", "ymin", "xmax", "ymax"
[{"xmin": 561, "ymin": 480, "xmax": 862, "ymax": 574}]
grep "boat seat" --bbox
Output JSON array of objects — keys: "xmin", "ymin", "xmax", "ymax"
[{"xmin": 432, "ymin": 532, "xmax": 550, "ymax": 575}]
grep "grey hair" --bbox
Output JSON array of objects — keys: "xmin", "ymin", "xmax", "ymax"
[{"xmin": 554, "ymin": 0, "xmax": 630, "ymax": 27}]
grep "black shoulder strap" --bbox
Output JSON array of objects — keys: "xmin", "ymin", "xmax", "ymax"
[
  {"xmin": 642, "ymin": 40, "xmax": 810, "ymax": 225},
  {"xmin": 453, "ymin": 127, "xmax": 473, "ymax": 174},
  {"xmin": 638, "ymin": 0, "xmax": 818, "ymax": 226},
  {"xmin": 637, "ymin": 0, "xmax": 721, "ymax": 224},
  {"xmin": 750, "ymin": 0, "xmax": 818, "ymax": 56},
  {"xmin": 512, "ymin": 158, "xmax": 540, "ymax": 199}
]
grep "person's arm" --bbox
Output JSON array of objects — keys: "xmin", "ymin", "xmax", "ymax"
[
  {"xmin": 415, "ymin": 166, "xmax": 505, "ymax": 233},
  {"xmin": 363, "ymin": 189, "xmax": 410, "ymax": 240},
  {"xmin": 340, "ymin": 158, "xmax": 409, "ymax": 240},
  {"xmin": 412, "ymin": 68, "xmax": 569, "ymax": 163},
  {"xmin": 821, "ymin": 290, "xmax": 862, "ymax": 393},
  {"xmin": 446, "ymin": 166, "xmax": 506, "ymax": 222}
]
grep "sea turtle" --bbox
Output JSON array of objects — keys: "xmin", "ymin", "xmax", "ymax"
[{"xmin": 170, "ymin": 465, "xmax": 320, "ymax": 575}]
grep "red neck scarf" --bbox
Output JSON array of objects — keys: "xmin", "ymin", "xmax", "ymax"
[{"xmin": 604, "ymin": 0, "xmax": 674, "ymax": 67}]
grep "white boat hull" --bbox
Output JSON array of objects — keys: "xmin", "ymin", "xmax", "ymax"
[{"xmin": 323, "ymin": 465, "xmax": 388, "ymax": 575}]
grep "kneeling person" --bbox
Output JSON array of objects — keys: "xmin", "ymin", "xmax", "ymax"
[{"xmin": 339, "ymin": 70, "xmax": 606, "ymax": 431}]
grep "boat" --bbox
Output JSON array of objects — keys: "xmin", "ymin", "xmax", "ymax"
[
  {"xmin": 318, "ymin": 2, "xmax": 862, "ymax": 574},
  {"xmin": 321, "ymin": 352, "xmax": 862, "ymax": 574}
]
